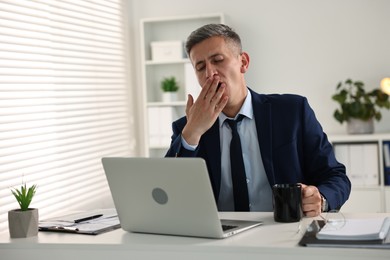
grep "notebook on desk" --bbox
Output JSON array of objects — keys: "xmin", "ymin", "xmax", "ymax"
[
  {"xmin": 299, "ymin": 219, "xmax": 390, "ymax": 249},
  {"xmin": 101, "ymin": 157, "xmax": 262, "ymax": 239}
]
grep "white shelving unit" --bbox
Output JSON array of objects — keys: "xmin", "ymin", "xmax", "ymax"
[
  {"xmin": 139, "ymin": 13, "xmax": 224, "ymax": 157},
  {"xmin": 328, "ymin": 133, "xmax": 390, "ymax": 213}
]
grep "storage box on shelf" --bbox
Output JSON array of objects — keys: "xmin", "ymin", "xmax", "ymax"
[
  {"xmin": 140, "ymin": 13, "xmax": 224, "ymax": 157},
  {"xmin": 151, "ymin": 41, "xmax": 184, "ymax": 62},
  {"xmin": 328, "ymin": 133, "xmax": 390, "ymax": 213}
]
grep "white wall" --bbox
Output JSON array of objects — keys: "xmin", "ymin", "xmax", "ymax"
[{"xmin": 128, "ymin": 0, "xmax": 390, "ymax": 142}]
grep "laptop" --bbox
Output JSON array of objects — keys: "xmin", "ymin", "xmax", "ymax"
[{"xmin": 101, "ymin": 157, "xmax": 262, "ymax": 239}]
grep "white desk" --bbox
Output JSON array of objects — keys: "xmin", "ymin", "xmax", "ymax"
[{"xmin": 1, "ymin": 212, "xmax": 389, "ymax": 260}]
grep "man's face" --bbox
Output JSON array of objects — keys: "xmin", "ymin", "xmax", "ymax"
[{"xmin": 189, "ymin": 36, "xmax": 247, "ymax": 99}]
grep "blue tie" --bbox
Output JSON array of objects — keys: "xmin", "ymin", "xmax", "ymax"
[{"xmin": 226, "ymin": 115, "xmax": 250, "ymax": 211}]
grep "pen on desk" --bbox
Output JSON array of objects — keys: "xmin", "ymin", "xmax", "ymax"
[{"xmin": 74, "ymin": 214, "xmax": 103, "ymax": 223}]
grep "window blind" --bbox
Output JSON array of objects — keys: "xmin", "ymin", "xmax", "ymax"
[{"xmin": 0, "ymin": 0, "xmax": 134, "ymax": 233}]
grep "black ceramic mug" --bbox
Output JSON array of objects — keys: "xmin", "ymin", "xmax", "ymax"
[{"xmin": 272, "ymin": 183, "xmax": 303, "ymax": 223}]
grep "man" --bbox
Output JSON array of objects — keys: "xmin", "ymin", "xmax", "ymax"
[{"xmin": 165, "ymin": 24, "xmax": 350, "ymax": 217}]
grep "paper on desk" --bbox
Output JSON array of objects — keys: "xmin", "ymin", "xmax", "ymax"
[
  {"xmin": 40, "ymin": 208, "xmax": 117, "ymax": 224},
  {"xmin": 316, "ymin": 217, "xmax": 390, "ymax": 240},
  {"xmin": 67, "ymin": 217, "xmax": 120, "ymax": 232},
  {"xmin": 39, "ymin": 208, "xmax": 120, "ymax": 234},
  {"xmin": 39, "ymin": 208, "xmax": 117, "ymax": 225}
]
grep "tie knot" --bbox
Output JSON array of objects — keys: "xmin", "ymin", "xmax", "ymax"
[{"xmin": 226, "ymin": 114, "xmax": 245, "ymax": 130}]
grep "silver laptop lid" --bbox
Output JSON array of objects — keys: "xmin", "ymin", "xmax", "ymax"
[{"xmin": 102, "ymin": 157, "xmax": 227, "ymax": 238}]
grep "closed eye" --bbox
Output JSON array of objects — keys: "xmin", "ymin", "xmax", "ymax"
[
  {"xmin": 195, "ymin": 55, "xmax": 224, "ymax": 71},
  {"xmin": 213, "ymin": 55, "xmax": 224, "ymax": 62},
  {"xmin": 196, "ymin": 63, "xmax": 205, "ymax": 71}
]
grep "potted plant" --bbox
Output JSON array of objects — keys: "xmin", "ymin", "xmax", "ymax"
[
  {"xmin": 8, "ymin": 183, "xmax": 39, "ymax": 238},
  {"xmin": 161, "ymin": 76, "xmax": 179, "ymax": 102},
  {"xmin": 332, "ymin": 79, "xmax": 390, "ymax": 134}
]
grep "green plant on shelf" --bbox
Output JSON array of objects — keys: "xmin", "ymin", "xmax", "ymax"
[
  {"xmin": 161, "ymin": 76, "xmax": 179, "ymax": 92},
  {"xmin": 332, "ymin": 78, "xmax": 390, "ymax": 124}
]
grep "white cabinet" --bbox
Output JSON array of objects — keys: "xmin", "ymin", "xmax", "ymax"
[
  {"xmin": 139, "ymin": 13, "xmax": 224, "ymax": 157},
  {"xmin": 385, "ymin": 189, "xmax": 390, "ymax": 213},
  {"xmin": 341, "ymin": 188, "xmax": 383, "ymax": 213},
  {"xmin": 329, "ymin": 133, "xmax": 390, "ymax": 212}
]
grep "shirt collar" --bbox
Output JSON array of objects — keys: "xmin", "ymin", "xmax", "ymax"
[{"xmin": 218, "ymin": 89, "xmax": 253, "ymax": 128}]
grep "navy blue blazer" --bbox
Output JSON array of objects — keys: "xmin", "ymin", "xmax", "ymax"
[{"xmin": 165, "ymin": 88, "xmax": 351, "ymax": 211}]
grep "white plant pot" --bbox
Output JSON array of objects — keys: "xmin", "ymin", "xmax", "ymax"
[
  {"xmin": 8, "ymin": 208, "xmax": 39, "ymax": 238},
  {"xmin": 162, "ymin": 92, "xmax": 178, "ymax": 102},
  {"xmin": 347, "ymin": 118, "xmax": 374, "ymax": 134}
]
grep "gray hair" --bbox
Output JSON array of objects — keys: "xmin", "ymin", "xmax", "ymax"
[{"xmin": 185, "ymin": 24, "xmax": 242, "ymax": 56}]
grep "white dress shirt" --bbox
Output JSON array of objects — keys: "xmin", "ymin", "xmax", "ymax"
[{"xmin": 181, "ymin": 90, "xmax": 273, "ymax": 211}]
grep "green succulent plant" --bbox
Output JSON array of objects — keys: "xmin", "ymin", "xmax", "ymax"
[
  {"xmin": 11, "ymin": 183, "xmax": 37, "ymax": 211},
  {"xmin": 332, "ymin": 79, "xmax": 390, "ymax": 124}
]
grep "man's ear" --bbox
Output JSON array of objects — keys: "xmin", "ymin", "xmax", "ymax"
[{"xmin": 240, "ymin": 52, "xmax": 250, "ymax": 73}]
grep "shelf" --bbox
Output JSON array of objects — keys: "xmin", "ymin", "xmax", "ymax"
[
  {"xmin": 351, "ymin": 185, "xmax": 383, "ymax": 190},
  {"xmin": 147, "ymin": 101, "xmax": 186, "ymax": 107},
  {"xmin": 145, "ymin": 59, "xmax": 190, "ymax": 65},
  {"xmin": 328, "ymin": 133, "xmax": 390, "ymax": 143},
  {"xmin": 141, "ymin": 12, "xmax": 224, "ymax": 23},
  {"xmin": 328, "ymin": 133, "xmax": 390, "ymax": 212},
  {"xmin": 149, "ymin": 144, "xmax": 170, "ymax": 149},
  {"xmin": 140, "ymin": 13, "xmax": 224, "ymax": 157}
]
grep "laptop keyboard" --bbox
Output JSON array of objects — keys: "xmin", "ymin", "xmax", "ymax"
[{"xmin": 222, "ymin": 224, "xmax": 237, "ymax": 231}]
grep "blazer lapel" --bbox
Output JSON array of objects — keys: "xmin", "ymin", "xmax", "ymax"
[
  {"xmin": 200, "ymin": 119, "xmax": 222, "ymax": 199},
  {"xmin": 251, "ymin": 90, "xmax": 276, "ymax": 185}
]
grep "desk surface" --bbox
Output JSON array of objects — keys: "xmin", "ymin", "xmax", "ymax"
[{"xmin": 1, "ymin": 212, "xmax": 389, "ymax": 260}]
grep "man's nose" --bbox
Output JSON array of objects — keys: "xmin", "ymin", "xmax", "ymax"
[{"xmin": 205, "ymin": 64, "xmax": 217, "ymax": 79}]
